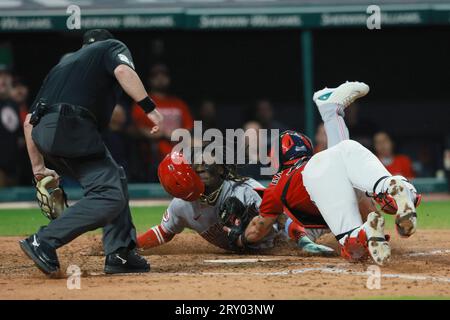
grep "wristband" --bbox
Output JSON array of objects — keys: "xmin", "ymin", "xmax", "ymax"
[
  {"xmin": 137, "ymin": 96, "xmax": 156, "ymax": 113},
  {"xmin": 239, "ymin": 234, "xmax": 251, "ymax": 249}
]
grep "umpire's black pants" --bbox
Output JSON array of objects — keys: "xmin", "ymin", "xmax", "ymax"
[{"xmin": 36, "ymin": 149, "xmax": 137, "ymax": 255}]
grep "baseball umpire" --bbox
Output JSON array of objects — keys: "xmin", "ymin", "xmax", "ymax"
[{"xmin": 20, "ymin": 29, "xmax": 163, "ymax": 276}]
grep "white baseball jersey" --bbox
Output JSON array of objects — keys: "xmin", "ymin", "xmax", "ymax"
[{"xmin": 161, "ymin": 178, "xmax": 276, "ymax": 251}]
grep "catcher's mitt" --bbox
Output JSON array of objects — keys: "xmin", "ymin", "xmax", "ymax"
[
  {"xmin": 219, "ymin": 197, "xmax": 259, "ymax": 251},
  {"xmin": 34, "ymin": 175, "xmax": 68, "ymax": 220}
]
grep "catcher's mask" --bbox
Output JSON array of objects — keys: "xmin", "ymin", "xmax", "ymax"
[
  {"xmin": 158, "ymin": 151, "xmax": 205, "ymax": 201},
  {"xmin": 276, "ymin": 130, "xmax": 314, "ymax": 171}
]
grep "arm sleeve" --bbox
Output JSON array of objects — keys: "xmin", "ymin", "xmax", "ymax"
[
  {"xmin": 161, "ymin": 199, "xmax": 188, "ymax": 234},
  {"xmin": 137, "ymin": 224, "xmax": 175, "ymax": 249},
  {"xmin": 104, "ymin": 40, "xmax": 135, "ymax": 75}
]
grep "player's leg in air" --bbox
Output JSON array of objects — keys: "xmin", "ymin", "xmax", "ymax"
[
  {"xmin": 301, "ymin": 82, "xmax": 420, "ymax": 264},
  {"xmin": 313, "ymin": 81, "xmax": 366, "ymax": 148},
  {"xmin": 285, "ymin": 81, "xmax": 373, "ymax": 251},
  {"xmin": 312, "ymin": 81, "xmax": 421, "ymax": 227},
  {"xmin": 314, "ymin": 81, "xmax": 378, "ymax": 221}
]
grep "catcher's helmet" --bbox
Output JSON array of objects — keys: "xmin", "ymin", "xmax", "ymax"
[
  {"xmin": 158, "ymin": 151, "xmax": 205, "ymax": 201},
  {"xmin": 278, "ymin": 130, "xmax": 314, "ymax": 170}
]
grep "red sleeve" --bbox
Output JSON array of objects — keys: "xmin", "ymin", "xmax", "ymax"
[
  {"xmin": 259, "ymin": 184, "xmax": 284, "ymax": 218},
  {"xmin": 137, "ymin": 224, "xmax": 174, "ymax": 249}
]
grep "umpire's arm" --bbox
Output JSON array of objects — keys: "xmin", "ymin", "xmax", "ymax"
[
  {"xmin": 114, "ymin": 64, "xmax": 163, "ymax": 133},
  {"xmin": 23, "ymin": 114, "xmax": 59, "ymax": 180}
]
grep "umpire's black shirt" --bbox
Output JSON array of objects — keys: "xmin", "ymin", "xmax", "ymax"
[{"xmin": 31, "ymin": 39, "xmax": 135, "ymax": 130}]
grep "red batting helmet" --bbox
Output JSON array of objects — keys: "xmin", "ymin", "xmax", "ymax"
[{"xmin": 158, "ymin": 151, "xmax": 205, "ymax": 201}]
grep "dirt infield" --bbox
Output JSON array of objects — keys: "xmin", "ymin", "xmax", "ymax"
[{"xmin": 1, "ymin": 229, "xmax": 450, "ymax": 299}]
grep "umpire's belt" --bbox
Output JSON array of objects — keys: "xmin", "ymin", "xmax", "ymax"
[
  {"xmin": 45, "ymin": 103, "xmax": 97, "ymax": 124},
  {"xmin": 30, "ymin": 101, "xmax": 97, "ymax": 126}
]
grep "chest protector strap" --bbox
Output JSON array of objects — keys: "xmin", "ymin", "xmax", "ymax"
[{"xmin": 280, "ymin": 168, "xmax": 328, "ymax": 227}]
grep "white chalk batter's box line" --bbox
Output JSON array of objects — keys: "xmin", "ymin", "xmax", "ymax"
[
  {"xmin": 95, "ymin": 252, "xmax": 450, "ymax": 283},
  {"xmin": 84, "ymin": 248, "xmax": 450, "ymax": 283},
  {"xmin": 152, "ymin": 266, "xmax": 450, "ymax": 284},
  {"xmin": 402, "ymin": 249, "xmax": 450, "ymax": 257}
]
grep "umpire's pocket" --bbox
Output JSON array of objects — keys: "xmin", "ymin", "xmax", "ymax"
[
  {"xmin": 31, "ymin": 113, "xmax": 59, "ymax": 155},
  {"xmin": 52, "ymin": 114, "xmax": 105, "ymax": 159}
]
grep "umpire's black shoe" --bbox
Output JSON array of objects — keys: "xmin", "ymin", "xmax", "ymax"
[
  {"xmin": 19, "ymin": 234, "xmax": 60, "ymax": 276},
  {"xmin": 104, "ymin": 248, "xmax": 150, "ymax": 274}
]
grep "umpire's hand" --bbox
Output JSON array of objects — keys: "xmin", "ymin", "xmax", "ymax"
[
  {"xmin": 147, "ymin": 109, "xmax": 164, "ymax": 134},
  {"xmin": 33, "ymin": 167, "xmax": 60, "ymax": 183}
]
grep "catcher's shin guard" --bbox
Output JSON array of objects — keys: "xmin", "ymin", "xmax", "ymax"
[
  {"xmin": 340, "ymin": 228, "xmax": 370, "ymax": 262},
  {"xmin": 371, "ymin": 189, "xmax": 421, "ymax": 215},
  {"xmin": 340, "ymin": 212, "xmax": 391, "ymax": 265}
]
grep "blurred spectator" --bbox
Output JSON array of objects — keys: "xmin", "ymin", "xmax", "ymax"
[
  {"xmin": 444, "ymin": 135, "xmax": 450, "ymax": 193},
  {"xmin": 132, "ymin": 63, "xmax": 194, "ymax": 162},
  {"xmin": 443, "ymin": 149, "xmax": 450, "ymax": 182},
  {"xmin": 252, "ymin": 99, "xmax": 287, "ymax": 131},
  {"xmin": 197, "ymin": 99, "xmax": 219, "ymax": 132},
  {"xmin": 11, "ymin": 76, "xmax": 32, "ymax": 185},
  {"xmin": 244, "ymin": 99, "xmax": 287, "ymax": 156},
  {"xmin": 314, "ymin": 123, "xmax": 327, "ymax": 153},
  {"xmin": 414, "ymin": 143, "xmax": 436, "ymax": 177},
  {"xmin": 11, "ymin": 76, "xmax": 29, "ymax": 123},
  {"xmin": 238, "ymin": 121, "xmax": 266, "ymax": 180},
  {"xmin": 345, "ymin": 103, "xmax": 378, "ymax": 149},
  {"xmin": 374, "ymin": 131, "xmax": 415, "ymax": 179},
  {"xmin": 0, "ymin": 65, "xmax": 21, "ymax": 187}
]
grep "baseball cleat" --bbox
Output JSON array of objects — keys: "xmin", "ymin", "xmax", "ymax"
[
  {"xmin": 313, "ymin": 81, "xmax": 370, "ymax": 109},
  {"xmin": 365, "ymin": 211, "xmax": 391, "ymax": 266},
  {"xmin": 19, "ymin": 234, "xmax": 60, "ymax": 276},
  {"xmin": 104, "ymin": 248, "xmax": 150, "ymax": 274},
  {"xmin": 298, "ymin": 235, "xmax": 335, "ymax": 256},
  {"xmin": 386, "ymin": 177, "xmax": 417, "ymax": 238}
]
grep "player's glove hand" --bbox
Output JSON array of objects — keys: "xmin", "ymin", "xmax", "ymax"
[
  {"xmin": 220, "ymin": 197, "xmax": 259, "ymax": 251},
  {"xmin": 219, "ymin": 197, "xmax": 258, "ymax": 227},
  {"xmin": 34, "ymin": 175, "xmax": 68, "ymax": 220},
  {"xmin": 220, "ymin": 197, "xmax": 246, "ymax": 227}
]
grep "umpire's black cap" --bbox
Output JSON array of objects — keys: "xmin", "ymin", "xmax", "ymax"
[{"xmin": 82, "ymin": 29, "xmax": 114, "ymax": 45}]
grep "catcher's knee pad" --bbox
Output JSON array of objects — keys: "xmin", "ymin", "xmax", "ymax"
[{"xmin": 340, "ymin": 229, "xmax": 369, "ymax": 262}]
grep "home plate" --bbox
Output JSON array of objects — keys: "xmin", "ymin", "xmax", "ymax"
[{"xmin": 204, "ymin": 258, "xmax": 281, "ymax": 264}]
